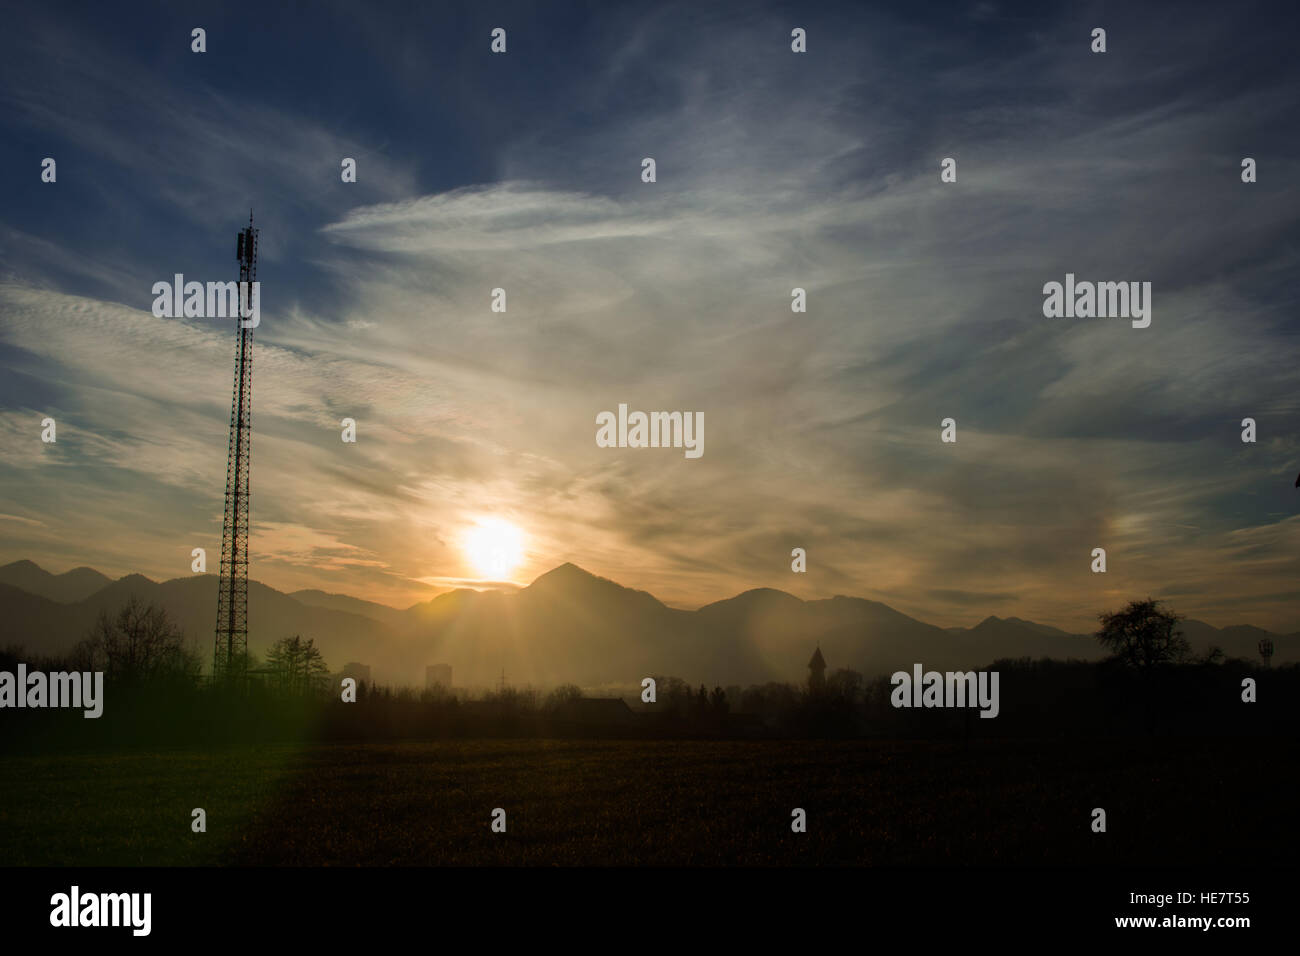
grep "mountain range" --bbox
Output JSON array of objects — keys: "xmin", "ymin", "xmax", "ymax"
[{"xmin": 0, "ymin": 559, "xmax": 1292, "ymax": 688}]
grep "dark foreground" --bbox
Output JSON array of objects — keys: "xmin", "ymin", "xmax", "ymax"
[{"xmin": 1, "ymin": 736, "xmax": 1293, "ymax": 866}]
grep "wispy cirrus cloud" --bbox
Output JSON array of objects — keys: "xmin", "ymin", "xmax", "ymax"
[{"xmin": 0, "ymin": 0, "xmax": 1297, "ymax": 631}]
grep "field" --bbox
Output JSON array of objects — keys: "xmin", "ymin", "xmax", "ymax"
[{"xmin": 0, "ymin": 736, "xmax": 1293, "ymax": 866}]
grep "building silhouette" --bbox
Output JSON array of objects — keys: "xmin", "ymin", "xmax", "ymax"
[
  {"xmin": 808, "ymin": 646, "xmax": 827, "ymax": 693},
  {"xmin": 341, "ymin": 662, "xmax": 371, "ymax": 686}
]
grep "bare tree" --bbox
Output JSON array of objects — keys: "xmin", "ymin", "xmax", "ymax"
[
  {"xmin": 76, "ymin": 596, "xmax": 199, "ymax": 685},
  {"xmin": 545, "ymin": 684, "xmax": 584, "ymax": 711},
  {"xmin": 827, "ymin": 668, "xmax": 865, "ymax": 702},
  {"xmin": 709, "ymin": 686, "xmax": 728, "ymax": 716}
]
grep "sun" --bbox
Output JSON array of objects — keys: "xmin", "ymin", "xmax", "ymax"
[{"xmin": 462, "ymin": 518, "xmax": 526, "ymax": 580}]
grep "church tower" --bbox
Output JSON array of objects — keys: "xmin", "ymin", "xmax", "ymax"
[{"xmin": 808, "ymin": 646, "xmax": 827, "ymax": 693}]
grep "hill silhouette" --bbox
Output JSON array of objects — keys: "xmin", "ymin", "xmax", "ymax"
[
  {"xmin": 0, "ymin": 559, "xmax": 1292, "ymax": 687},
  {"xmin": 0, "ymin": 560, "xmax": 111, "ymax": 603}
]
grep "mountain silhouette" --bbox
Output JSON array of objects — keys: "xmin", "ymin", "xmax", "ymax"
[
  {"xmin": 0, "ymin": 570, "xmax": 400, "ymax": 676},
  {"xmin": 0, "ymin": 559, "xmax": 1292, "ymax": 687},
  {"xmin": 289, "ymin": 588, "xmax": 410, "ymax": 629},
  {"xmin": 0, "ymin": 560, "xmax": 111, "ymax": 603}
]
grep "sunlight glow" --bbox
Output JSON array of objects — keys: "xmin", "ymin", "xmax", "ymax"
[{"xmin": 462, "ymin": 517, "xmax": 525, "ymax": 580}]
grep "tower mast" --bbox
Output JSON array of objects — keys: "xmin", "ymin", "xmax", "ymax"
[{"xmin": 213, "ymin": 211, "xmax": 258, "ymax": 687}]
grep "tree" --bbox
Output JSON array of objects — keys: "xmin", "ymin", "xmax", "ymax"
[
  {"xmin": 651, "ymin": 676, "xmax": 691, "ymax": 717},
  {"xmin": 264, "ymin": 635, "xmax": 330, "ymax": 696},
  {"xmin": 827, "ymin": 668, "xmax": 865, "ymax": 703},
  {"xmin": 1095, "ymin": 599, "xmax": 1190, "ymax": 671},
  {"xmin": 545, "ymin": 684, "xmax": 583, "ymax": 711},
  {"xmin": 76, "ymin": 596, "xmax": 200, "ymax": 684},
  {"xmin": 710, "ymin": 686, "xmax": 728, "ymax": 716}
]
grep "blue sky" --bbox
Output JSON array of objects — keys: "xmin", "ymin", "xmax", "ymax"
[{"xmin": 1, "ymin": 0, "xmax": 1297, "ymax": 631}]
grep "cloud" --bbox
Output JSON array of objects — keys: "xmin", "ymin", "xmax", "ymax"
[{"xmin": 0, "ymin": 1, "xmax": 1297, "ymax": 632}]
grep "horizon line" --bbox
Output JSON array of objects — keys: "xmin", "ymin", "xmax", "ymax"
[{"xmin": 0, "ymin": 555, "xmax": 1290, "ymax": 638}]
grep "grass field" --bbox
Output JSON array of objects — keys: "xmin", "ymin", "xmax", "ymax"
[{"xmin": 1, "ymin": 736, "xmax": 1293, "ymax": 866}]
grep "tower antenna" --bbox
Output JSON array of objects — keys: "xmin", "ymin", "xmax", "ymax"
[{"xmin": 213, "ymin": 212, "xmax": 258, "ymax": 688}]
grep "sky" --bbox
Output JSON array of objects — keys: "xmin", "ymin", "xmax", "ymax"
[{"xmin": 0, "ymin": 0, "xmax": 1297, "ymax": 633}]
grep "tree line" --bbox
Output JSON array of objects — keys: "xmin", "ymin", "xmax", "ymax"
[{"xmin": 1, "ymin": 595, "xmax": 1291, "ymax": 752}]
